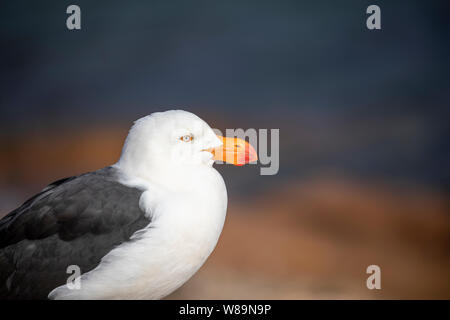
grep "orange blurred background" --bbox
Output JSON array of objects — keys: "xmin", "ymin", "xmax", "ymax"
[{"xmin": 1, "ymin": 121, "xmax": 449, "ymax": 299}]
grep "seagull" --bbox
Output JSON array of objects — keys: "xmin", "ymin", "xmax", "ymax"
[{"xmin": 0, "ymin": 110, "xmax": 258, "ymax": 300}]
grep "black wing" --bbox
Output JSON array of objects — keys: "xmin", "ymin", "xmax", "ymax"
[{"xmin": 0, "ymin": 166, "xmax": 150, "ymax": 299}]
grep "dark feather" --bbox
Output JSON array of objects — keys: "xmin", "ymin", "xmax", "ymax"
[{"xmin": 0, "ymin": 166, "xmax": 150, "ymax": 299}]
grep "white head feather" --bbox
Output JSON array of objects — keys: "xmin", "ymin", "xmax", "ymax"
[{"xmin": 115, "ymin": 110, "xmax": 222, "ymax": 189}]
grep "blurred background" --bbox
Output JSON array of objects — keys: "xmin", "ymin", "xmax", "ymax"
[{"xmin": 1, "ymin": 0, "xmax": 449, "ymax": 299}]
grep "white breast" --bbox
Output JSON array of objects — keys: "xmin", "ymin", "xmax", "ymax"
[{"xmin": 49, "ymin": 167, "xmax": 227, "ymax": 300}]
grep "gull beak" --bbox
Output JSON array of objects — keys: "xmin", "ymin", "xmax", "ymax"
[{"xmin": 210, "ymin": 136, "xmax": 258, "ymax": 166}]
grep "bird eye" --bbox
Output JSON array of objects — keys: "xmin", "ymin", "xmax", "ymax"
[{"xmin": 180, "ymin": 134, "xmax": 193, "ymax": 142}]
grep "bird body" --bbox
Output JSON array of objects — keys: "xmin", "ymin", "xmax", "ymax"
[
  {"xmin": 0, "ymin": 110, "xmax": 256, "ymax": 299},
  {"xmin": 50, "ymin": 163, "xmax": 227, "ymax": 299}
]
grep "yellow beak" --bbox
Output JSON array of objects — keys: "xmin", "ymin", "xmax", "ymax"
[{"xmin": 210, "ymin": 136, "xmax": 258, "ymax": 166}]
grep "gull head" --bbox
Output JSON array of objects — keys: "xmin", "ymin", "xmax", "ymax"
[{"xmin": 117, "ymin": 110, "xmax": 257, "ymax": 176}]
